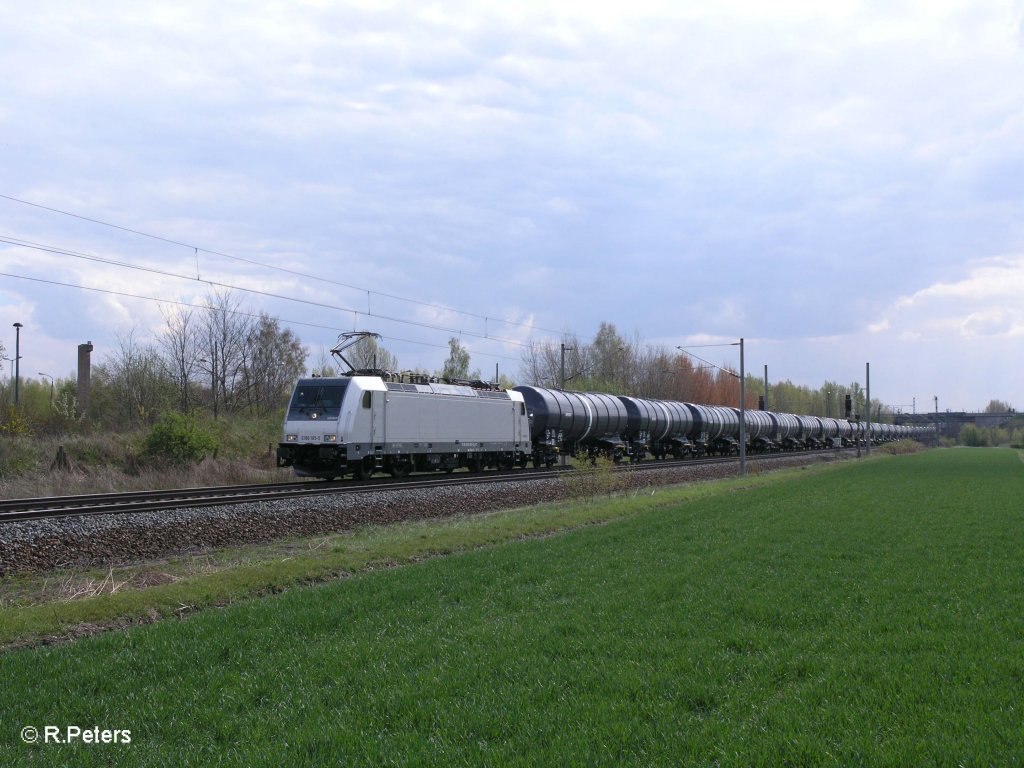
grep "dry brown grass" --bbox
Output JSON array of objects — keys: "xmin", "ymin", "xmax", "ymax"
[
  {"xmin": 0, "ymin": 423, "xmax": 290, "ymax": 499},
  {"xmin": 0, "ymin": 461, "xmax": 291, "ymax": 499}
]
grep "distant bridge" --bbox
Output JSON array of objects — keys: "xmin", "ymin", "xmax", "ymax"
[{"xmin": 893, "ymin": 411, "xmax": 1019, "ymax": 439}]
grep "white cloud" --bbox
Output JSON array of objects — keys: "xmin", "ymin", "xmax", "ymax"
[
  {"xmin": 889, "ymin": 256, "xmax": 1024, "ymax": 337},
  {"xmin": 1, "ymin": 0, "xmax": 1023, "ymax": 404}
]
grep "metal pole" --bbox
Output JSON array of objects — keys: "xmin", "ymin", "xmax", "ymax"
[
  {"xmin": 13, "ymin": 322, "xmax": 22, "ymax": 407},
  {"xmin": 866, "ymin": 362, "xmax": 871, "ymax": 456},
  {"xmin": 212, "ymin": 339, "xmax": 218, "ymax": 420},
  {"xmin": 739, "ymin": 338, "xmax": 746, "ymax": 476},
  {"xmin": 763, "ymin": 364, "xmax": 768, "ymax": 411},
  {"xmin": 559, "ymin": 343, "xmax": 571, "ymax": 466},
  {"xmin": 39, "ymin": 372, "xmax": 54, "ymax": 410}
]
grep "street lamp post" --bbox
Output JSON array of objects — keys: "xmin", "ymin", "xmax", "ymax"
[
  {"xmin": 38, "ymin": 372, "xmax": 54, "ymax": 410},
  {"xmin": 13, "ymin": 322, "xmax": 22, "ymax": 407}
]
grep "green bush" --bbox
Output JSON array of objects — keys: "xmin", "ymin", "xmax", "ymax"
[
  {"xmin": 960, "ymin": 424, "xmax": 1013, "ymax": 447},
  {"xmin": 876, "ymin": 439, "xmax": 927, "ymax": 455},
  {"xmin": 0, "ymin": 405, "xmax": 33, "ymax": 437},
  {"xmin": 142, "ymin": 412, "xmax": 219, "ymax": 465},
  {"xmin": 0, "ymin": 435, "xmax": 40, "ymax": 476},
  {"xmin": 561, "ymin": 452, "xmax": 626, "ymax": 498}
]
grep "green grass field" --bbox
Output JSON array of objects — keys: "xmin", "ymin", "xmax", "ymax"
[{"xmin": 1, "ymin": 449, "xmax": 1022, "ymax": 766}]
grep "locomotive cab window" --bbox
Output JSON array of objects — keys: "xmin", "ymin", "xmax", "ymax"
[
  {"xmin": 362, "ymin": 391, "xmax": 372, "ymax": 409},
  {"xmin": 287, "ymin": 382, "xmax": 347, "ymax": 420}
]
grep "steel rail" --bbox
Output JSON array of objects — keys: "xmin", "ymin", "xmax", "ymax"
[{"xmin": 0, "ymin": 448, "xmax": 852, "ymax": 525}]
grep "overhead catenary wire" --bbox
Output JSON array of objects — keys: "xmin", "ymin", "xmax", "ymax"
[
  {"xmin": 0, "ymin": 270, "xmax": 524, "ymax": 363},
  {"xmin": 0, "ymin": 235, "xmax": 534, "ymax": 349},
  {"xmin": 1, "ymin": 196, "xmax": 727, "ymax": 363},
  {"xmin": 0, "ymin": 192, "xmax": 567, "ymax": 337}
]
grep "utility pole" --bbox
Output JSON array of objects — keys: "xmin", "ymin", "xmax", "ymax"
[
  {"xmin": 865, "ymin": 362, "xmax": 871, "ymax": 456},
  {"xmin": 13, "ymin": 322, "xmax": 23, "ymax": 406},
  {"xmin": 212, "ymin": 340, "xmax": 219, "ymax": 420},
  {"xmin": 560, "ymin": 343, "xmax": 574, "ymax": 390},
  {"xmin": 763, "ymin": 364, "xmax": 768, "ymax": 411},
  {"xmin": 739, "ymin": 338, "xmax": 746, "ymax": 476}
]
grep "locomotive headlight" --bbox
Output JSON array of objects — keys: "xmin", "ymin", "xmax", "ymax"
[
  {"xmin": 324, "ymin": 434, "xmax": 337, "ymax": 442},
  {"xmin": 286, "ymin": 434, "xmax": 298, "ymax": 442}
]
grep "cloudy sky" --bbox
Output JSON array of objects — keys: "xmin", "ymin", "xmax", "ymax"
[{"xmin": 2, "ymin": 0, "xmax": 1022, "ymax": 413}]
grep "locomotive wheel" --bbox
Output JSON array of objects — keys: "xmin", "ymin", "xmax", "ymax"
[{"xmin": 390, "ymin": 460, "xmax": 411, "ymax": 479}]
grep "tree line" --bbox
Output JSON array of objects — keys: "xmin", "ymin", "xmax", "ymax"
[
  {"xmin": 0, "ymin": 290, "xmax": 306, "ymax": 433},
  {"xmin": 1, "ymin": 305, "xmax": 1017, "ymax": 436},
  {"xmin": 519, "ymin": 322, "xmax": 896, "ymax": 421}
]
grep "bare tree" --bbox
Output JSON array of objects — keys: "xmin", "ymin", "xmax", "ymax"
[
  {"xmin": 159, "ymin": 306, "xmax": 201, "ymax": 412},
  {"xmin": 91, "ymin": 328, "xmax": 174, "ymax": 428},
  {"xmin": 345, "ymin": 336, "xmax": 399, "ymax": 372},
  {"xmin": 985, "ymin": 399, "xmax": 1013, "ymax": 413},
  {"xmin": 198, "ymin": 289, "xmax": 253, "ymax": 417},
  {"xmin": 311, "ymin": 346, "xmax": 337, "ymax": 377},
  {"xmin": 237, "ymin": 313, "xmax": 307, "ymax": 415},
  {"xmin": 441, "ymin": 337, "xmax": 474, "ymax": 380}
]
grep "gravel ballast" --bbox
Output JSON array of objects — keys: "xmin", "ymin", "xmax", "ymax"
[{"xmin": 0, "ymin": 453, "xmax": 848, "ymax": 575}]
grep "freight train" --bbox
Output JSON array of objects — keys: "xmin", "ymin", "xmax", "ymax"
[{"xmin": 276, "ymin": 373, "xmax": 934, "ymax": 480}]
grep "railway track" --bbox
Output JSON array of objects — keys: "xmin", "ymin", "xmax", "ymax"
[{"xmin": 0, "ymin": 449, "xmax": 852, "ymax": 525}]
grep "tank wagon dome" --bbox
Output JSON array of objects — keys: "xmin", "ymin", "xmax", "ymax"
[
  {"xmin": 513, "ymin": 385, "xmax": 632, "ymax": 446},
  {"xmin": 771, "ymin": 413, "xmax": 799, "ymax": 439},
  {"xmin": 514, "ymin": 385, "xmax": 596, "ymax": 444},
  {"xmin": 581, "ymin": 391, "xmax": 629, "ymax": 442},
  {"xmin": 685, "ymin": 403, "xmax": 737, "ymax": 440},
  {"xmin": 617, "ymin": 395, "xmax": 661, "ymax": 439},
  {"xmin": 819, "ymin": 417, "xmax": 842, "ymax": 439},
  {"xmin": 738, "ymin": 409, "xmax": 774, "ymax": 440},
  {"xmin": 792, "ymin": 414, "xmax": 821, "ymax": 438}
]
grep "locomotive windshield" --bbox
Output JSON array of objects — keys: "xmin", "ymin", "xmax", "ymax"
[{"xmin": 287, "ymin": 381, "xmax": 348, "ymax": 421}]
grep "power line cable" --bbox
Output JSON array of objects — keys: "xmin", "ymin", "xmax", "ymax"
[
  {"xmin": 0, "ymin": 235, "xmax": 534, "ymax": 349},
  {"xmin": 0, "ymin": 192, "xmax": 567, "ymax": 337},
  {"xmin": 0, "ymin": 270, "xmax": 524, "ymax": 363}
]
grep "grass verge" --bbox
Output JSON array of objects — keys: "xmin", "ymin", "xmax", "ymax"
[
  {"xmin": 2, "ymin": 449, "xmax": 1021, "ymax": 765},
  {"xmin": 0, "ymin": 461, "xmax": 812, "ymax": 650}
]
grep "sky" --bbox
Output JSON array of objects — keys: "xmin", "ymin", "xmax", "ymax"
[{"xmin": 1, "ymin": 0, "xmax": 1022, "ymax": 413}]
